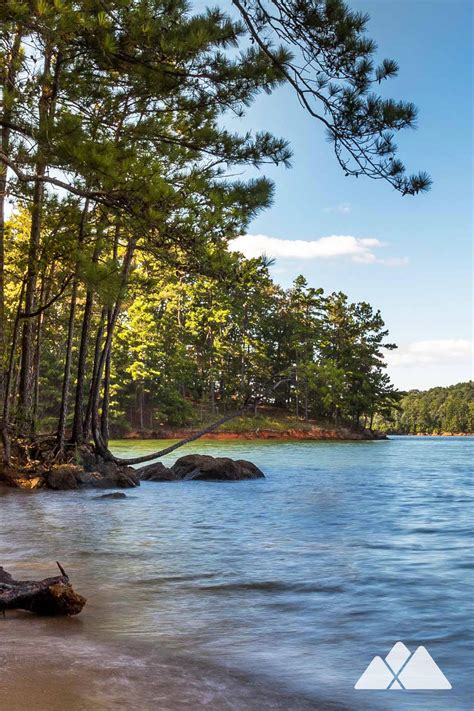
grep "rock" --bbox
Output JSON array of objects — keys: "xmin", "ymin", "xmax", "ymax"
[
  {"xmin": 0, "ymin": 446, "xmax": 141, "ymax": 491},
  {"xmin": 14, "ymin": 475, "xmax": 45, "ymax": 490},
  {"xmin": 77, "ymin": 448, "xmax": 140, "ymax": 488},
  {"xmin": 76, "ymin": 470, "xmax": 106, "ymax": 487},
  {"xmin": 139, "ymin": 462, "xmax": 177, "ymax": 481},
  {"xmin": 98, "ymin": 461, "xmax": 140, "ymax": 488},
  {"xmin": 96, "ymin": 492, "xmax": 127, "ymax": 499},
  {"xmin": 170, "ymin": 454, "xmax": 265, "ymax": 481},
  {"xmin": 78, "ymin": 446, "xmax": 99, "ymax": 472},
  {"xmin": 46, "ymin": 464, "xmax": 80, "ymax": 490},
  {"xmin": 42, "ymin": 461, "xmax": 140, "ymax": 490},
  {"xmin": 77, "ymin": 466, "xmax": 138, "ymax": 489}
]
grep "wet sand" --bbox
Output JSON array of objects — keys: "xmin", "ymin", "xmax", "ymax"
[{"xmin": 0, "ymin": 611, "xmax": 346, "ymax": 711}]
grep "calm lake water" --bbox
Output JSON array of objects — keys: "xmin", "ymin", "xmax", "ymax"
[{"xmin": 1, "ymin": 436, "xmax": 472, "ymax": 710}]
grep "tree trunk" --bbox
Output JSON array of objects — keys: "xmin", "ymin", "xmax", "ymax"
[
  {"xmin": 71, "ymin": 289, "xmax": 94, "ymax": 444},
  {"xmin": 120, "ymin": 405, "xmax": 252, "ymax": 466},
  {"xmin": 83, "ymin": 307, "xmax": 106, "ymax": 442},
  {"xmin": 0, "ymin": 30, "xmax": 22, "ymax": 411},
  {"xmin": 137, "ymin": 382, "xmax": 144, "ymax": 431},
  {"xmin": 294, "ymin": 364, "xmax": 299, "ymax": 418},
  {"xmin": 210, "ymin": 374, "xmax": 215, "ymax": 415},
  {"xmin": 99, "ymin": 223, "xmax": 119, "ymax": 447},
  {"xmin": 0, "ymin": 563, "xmax": 86, "ymax": 616},
  {"xmin": 115, "ymin": 374, "xmax": 290, "ymax": 469},
  {"xmin": 17, "ymin": 45, "xmax": 58, "ymax": 434},
  {"xmin": 100, "ymin": 343, "xmax": 111, "ymax": 445},
  {"xmin": 304, "ymin": 377, "xmax": 309, "ymax": 421},
  {"xmin": 71, "ymin": 230, "xmax": 102, "ymax": 445},
  {"xmin": 17, "ymin": 172, "xmax": 45, "ymax": 434},
  {"xmin": 91, "ymin": 239, "xmax": 136, "ymax": 456},
  {"xmin": 31, "ymin": 266, "xmax": 54, "ymax": 429},
  {"xmin": 57, "ymin": 201, "xmax": 89, "ymax": 451},
  {"xmin": 31, "ymin": 274, "xmax": 45, "ymax": 429},
  {"xmin": 1, "ymin": 280, "xmax": 25, "ymax": 463},
  {"xmin": 56, "ymin": 277, "xmax": 78, "ymax": 452}
]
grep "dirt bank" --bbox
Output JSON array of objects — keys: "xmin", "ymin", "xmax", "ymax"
[{"xmin": 122, "ymin": 426, "xmax": 387, "ymax": 441}]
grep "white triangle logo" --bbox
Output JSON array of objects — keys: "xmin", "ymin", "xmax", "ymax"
[
  {"xmin": 398, "ymin": 646, "xmax": 452, "ymax": 689},
  {"xmin": 354, "ymin": 656, "xmax": 394, "ymax": 689},
  {"xmin": 354, "ymin": 642, "xmax": 452, "ymax": 690}
]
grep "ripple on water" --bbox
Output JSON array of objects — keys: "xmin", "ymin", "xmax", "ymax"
[{"xmin": 0, "ymin": 436, "xmax": 472, "ymax": 711}]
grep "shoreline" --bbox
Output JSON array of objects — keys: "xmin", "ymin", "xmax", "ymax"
[
  {"xmin": 0, "ymin": 619, "xmax": 345, "ymax": 711},
  {"xmin": 118, "ymin": 428, "xmax": 474, "ymax": 440},
  {"xmin": 388, "ymin": 431, "xmax": 474, "ymax": 437},
  {"xmin": 119, "ymin": 426, "xmax": 388, "ymax": 441}
]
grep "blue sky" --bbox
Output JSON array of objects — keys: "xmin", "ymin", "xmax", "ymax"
[{"xmin": 225, "ymin": 0, "xmax": 473, "ymax": 390}]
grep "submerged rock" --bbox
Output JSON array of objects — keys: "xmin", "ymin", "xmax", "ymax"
[
  {"xmin": 96, "ymin": 492, "xmax": 127, "ymax": 499},
  {"xmin": 170, "ymin": 454, "xmax": 265, "ymax": 481}
]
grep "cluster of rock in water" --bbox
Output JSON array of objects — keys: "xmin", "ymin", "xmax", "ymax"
[
  {"xmin": 0, "ymin": 451, "xmax": 265, "ymax": 490},
  {"xmin": 139, "ymin": 454, "xmax": 264, "ymax": 482}
]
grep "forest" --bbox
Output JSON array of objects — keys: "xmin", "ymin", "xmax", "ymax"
[
  {"xmin": 0, "ymin": 0, "xmax": 430, "ymax": 477},
  {"xmin": 379, "ymin": 382, "xmax": 474, "ymax": 435},
  {"xmin": 6, "ymin": 209, "xmax": 401, "ymax": 433}
]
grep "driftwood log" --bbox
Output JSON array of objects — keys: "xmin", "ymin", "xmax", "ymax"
[{"xmin": 0, "ymin": 562, "xmax": 86, "ymax": 616}]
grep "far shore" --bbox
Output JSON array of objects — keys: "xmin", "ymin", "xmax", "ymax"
[
  {"xmin": 117, "ymin": 428, "xmax": 474, "ymax": 441},
  {"xmin": 119, "ymin": 426, "xmax": 388, "ymax": 441},
  {"xmin": 409, "ymin": 431, "xmax": 474, "ymax": 437}
]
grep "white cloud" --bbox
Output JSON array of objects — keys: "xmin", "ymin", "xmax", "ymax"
[
  {"xmin": 324, "ymin": 202, "xmax": 352, "ymax": 214},
  {"xmin": 229, "ymin": 233, "xmax": 407, "ymax": 266},
  {"xmin": 386, "ymin": 339, "xmax": 474, "ymax": 367}
]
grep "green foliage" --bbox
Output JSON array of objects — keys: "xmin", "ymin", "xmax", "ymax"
[
  {"xmin": 376, "ymin": 382, "xmax": 474, "ymax": 434},
  {"xmin": 0, "ymin": 1, "xmax": 430, "ymax": 447},
  {"xmin": 108, "ymin": 258, "xmax": 399, "ymax": 431},
  {"xmin": 232, "ymin": 0, "xmax": 431, "ymax": 194}
]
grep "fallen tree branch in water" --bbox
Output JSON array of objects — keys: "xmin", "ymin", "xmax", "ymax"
[
  {"xmin": 0, "ymin": 562, "xmax": 86, "ymax": 616},
  {"xmin": 113, "ymin": 407, "xmax": 250, "ymax": 467},
  {"xmin": 108, "ymin": 377, "xmax": 294, "ymax": 467}
]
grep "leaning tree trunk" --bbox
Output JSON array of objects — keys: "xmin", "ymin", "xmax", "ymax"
[
  {"xmin": 112, "ymin": 375, "xmax": 292, "ymax": 468},
  {"xmin": 0, "ymin": 562, "xmax": 86, "ymax": 616},
  {"xmin": 116, "ymin": 405, "xmax": 253, "ymax": 466}
]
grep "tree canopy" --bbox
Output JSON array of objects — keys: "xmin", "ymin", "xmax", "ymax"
[{"xmin": 0, "ymin": 0, "xmax": 429, "ymax": 466}]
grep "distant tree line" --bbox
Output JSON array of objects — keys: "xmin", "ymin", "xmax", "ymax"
[{"xmin": 376, "ymin": 382, "xmax": 474, "ymax": 434}]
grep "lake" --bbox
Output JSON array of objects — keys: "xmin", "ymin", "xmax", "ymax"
[{"xmin": 0, "ymin": 436, "xmax": 472, "ymax": 710}]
